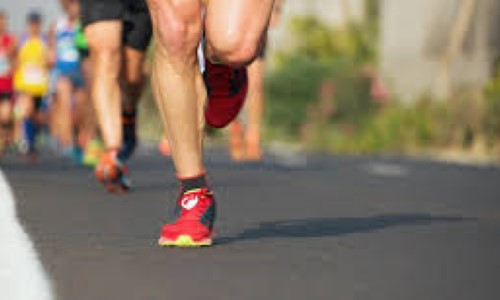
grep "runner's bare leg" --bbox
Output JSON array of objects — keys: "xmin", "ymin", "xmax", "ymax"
[
  {"xmin": 79, "ymin": 57, "xmax": 98, "ymax": 141},
  {"xmin": 122, "ymin": 47, "xmax": 146, "ymax": 113},
  {"xmin": 55, "ymin": 77, "xmax": 73, "ymax": 148},
  {"xmin": 84, "ymin": 21, "xmax": 122, "ymax": 150},
  {"xmin": 147, "ymin": 0, "xmax": 205, "ymax": 177},
  {"xmin": 245, "ymin": 57, "xmax": 265, "ymax": 159}
]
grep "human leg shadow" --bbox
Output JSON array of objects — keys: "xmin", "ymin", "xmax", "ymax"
[{"xmin": 216, "ymin": 214, "xmax": 473, "ymax": 245}]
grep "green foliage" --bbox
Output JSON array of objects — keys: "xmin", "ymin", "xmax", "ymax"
[
  {"xmin": 287, "ymin": 17, "xmax": 338, "ymax": 62},
  {"xmin": 331, "ymin": 71, "xmax": 374, "ymax": 124},
  {"xmin": 265, "ymin": 14, "xmax": 499, "ymax": 157},
  {"xmin": 484, "ymin": 95, "xmax": 500, "ymax": 140},
  {"xmin": 266, "ymin": 56, "xmax": 373, "ymax": 132},
  {"xmin": 278, "ymin": 15, "xmax": 377, "ymax": 65},
  {"xmin": 307, "ymin": 101, "xmax": 437, "ymax": 154},
  {"xmin": 266, "ymin": 55, "xmax": 331, "ymax": 135},
  {"xmin": 267, "ymin": 15, "xmax": 377, "ymax": 135},
  {"xmin": 484, "ymin": 68, "xmax": 500, "ymax": 142},
  {"xmin": 297, "ymin": 94, "xmax": 493, "ymax": 155}
]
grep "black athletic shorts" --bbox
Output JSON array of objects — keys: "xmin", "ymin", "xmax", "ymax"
[
  {"xmin": 33, "ymin": 96, "xmax": 44, "ymax": 111},
  {"xmin": 78, "ymin": 48, "xmax": 90, "ymax": 60},
  {"xmin": 80, "ymin": 0, "xmax": 152, "ymax": 51},
  {"xmin": 0, "ymin": 92, "xmax": 12, "ymax": 102}
]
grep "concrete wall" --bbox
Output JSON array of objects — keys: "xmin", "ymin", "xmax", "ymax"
[
  {"xmin": 282, "ymin": 0, "xmax": 366, "ymax": 26},
  {"xmin": 380, "ymin": 0, "xmax": 499, "ymax": 101}
]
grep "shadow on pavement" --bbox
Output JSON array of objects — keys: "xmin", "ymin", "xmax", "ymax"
[{"xmin": 216, "ymin": 214, "xmax": 473, "ymax": 245}]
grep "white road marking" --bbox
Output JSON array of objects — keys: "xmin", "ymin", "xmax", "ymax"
[
  {"xmin": 268, "ymin": 143, "xmax": 308, "ymax": 168},
  {"xmin": 0, "ymin": 171, "xmax": 54, "ymax": 300},
  {"xmin": 364, "ymin": 162, "xmax": 410, "ymax": 177}
]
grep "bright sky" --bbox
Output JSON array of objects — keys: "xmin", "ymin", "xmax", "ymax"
[{"xmin": 1, "ymin": 0, "xmax": 62, "ymax": 34}]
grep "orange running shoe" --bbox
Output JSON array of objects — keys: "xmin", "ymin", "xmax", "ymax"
[{"xmin": 94, "ymin": 149, "xmax": 131, "ymax": 193}]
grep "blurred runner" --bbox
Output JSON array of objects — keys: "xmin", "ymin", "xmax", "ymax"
[
  {"xmin": 228, "ymin": 55, "xmax": 266, "ymax": 161},
  {"xmin": 14, "ymin": 12, "xmax": 49, "ymax": 160},
  {"xmin": 146, "ymin": 0, "xmax": 275, "ymax": 247},
  {"xmin": 81, "ymin": 0, "xmax": 152, "ymax": 191},
  {"xmin": 48, "ymin": 0, "xmax": 86, "ymax": 162},
  {"xmin": 74, "ymin": 18, "xmax": 103, "ymax": 166},
  {"xmin": 229, "ymin": 0, "xmax": 284, "ymax": 162},
  {"xmin": 158, "ymin": 134, "xmax": 171, "ymax": 157},
  {"xmin": 0, "ymin": 11, "xmax": 17, "ymax": 155}
]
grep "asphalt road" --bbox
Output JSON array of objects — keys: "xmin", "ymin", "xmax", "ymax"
[{"xmin": 1, "ymin": 149, "xmax": 500, "ymax": 300}]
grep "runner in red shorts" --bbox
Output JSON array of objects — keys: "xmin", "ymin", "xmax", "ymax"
[{"xmin": 0, "ymin": 11, "xmax": 17, "ymax": 154}]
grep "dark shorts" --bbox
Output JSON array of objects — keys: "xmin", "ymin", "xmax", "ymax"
[
  {"xmin": 50, "ymin": 68, "xmax": 85, "ymax": 93},
  {"xmin": 80, "ymin": 0, "xmax": 152, "ymax": 51},
  {"xmin": 0, "ymin": 92, "xmax": 12, "ymax": 102},
  {"xmin": 33, "ymin": 96, "xmax": 44, "ymax": 111},
  {"xmin": 78, "ymin": 48, "xmax": 90, "ymax": 60}
]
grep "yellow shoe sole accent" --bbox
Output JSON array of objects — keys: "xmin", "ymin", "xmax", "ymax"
[
  {"xmin": 83, "ymin": 156, "xmax": 99, "ymax": 167},
  {"xmin": 158, "ymin": 235, "xmax": 213, "ymax": 248}
]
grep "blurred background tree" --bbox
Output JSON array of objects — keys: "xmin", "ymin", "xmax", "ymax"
[{"xmin": 263, "ymin": 0, "xmax": 500, "ymax": 160}]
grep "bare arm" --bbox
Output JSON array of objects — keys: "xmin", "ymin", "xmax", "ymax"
[
  {"xmin": 7, "ymin": 35, "xmax": 20, "ymax": 73},
  {"xmin": 6, "ymin": 35, "xmax": 18, "ymax": 73}
]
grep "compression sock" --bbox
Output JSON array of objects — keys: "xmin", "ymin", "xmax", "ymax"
[
  {"xmin": 179, "ymin": 173, "xmax": 208, "ymax": 193},
  {"xmin": 122, "ymin": 110, "xmax": 137, "ymax": 141},
  {"xmin": 118, "ymin": 110, "xmax": 137, "ymax": 161},
  {"xmin": 23, "ymin": 118, "xmax": 37, "ymax": 152}
]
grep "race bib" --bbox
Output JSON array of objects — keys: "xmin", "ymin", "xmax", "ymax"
[
  {"xmin": 0, "ymin": 51, "xmax": 10, "ymax": 76},
  {"xmin": 58, "ymin": 37, "xmax": 79, "ymax": 63},
  {"xmin": 22, "ymin": 65, "xmax": 46, "ymax": 85}
]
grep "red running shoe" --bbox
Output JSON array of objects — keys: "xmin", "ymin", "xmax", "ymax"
[
  {"xmin": 94, "ymin": 150, "xmax": 131, "ymax": 193},
  {"xmin": 204, "ymin": 60, "xmax": 248, "ymax": 128},
  {"xmin": 158, "ymin": 188, "xmax": 216, "ymax": 247}
]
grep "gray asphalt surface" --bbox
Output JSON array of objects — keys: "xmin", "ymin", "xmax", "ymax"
[{"xmin": 1, "ymin": 149, "xmax": 500, "ymax": 300}]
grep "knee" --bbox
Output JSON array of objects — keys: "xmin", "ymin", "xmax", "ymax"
[
  {"xmin": 0, "ymin": 104, "xmax": 10, "ymax": 121},
  {"xmin": 55, "ymin": 78, "xmax": 73, "ymax": 106},
  {"xmin": 206, "ymin": 30, "xmax": 261, "ymax": 67},
  {"xmin": 56, "ymin": 77, "xmax": 71, "ymax": 93},
  {"xmin": 20, "ymin": 96, "xmax": 33, "ymax": 117},
  {"xmin": 90, "ymin": 45, "xmax": 121, "ymax": 78},
  {"xmin": 148, "ymin": 0, "xmax": 201, "ymax": 61},
  {"xmin": 92, "ymin": 50, "xmax": 121, "ymax": 82},
  {"xmin": 124, "ymin": 70, "xmax": 144, "ymax": 102},
  {"xmin": 85, "ymin": 27, "xmax": 122, "ymax": 78}
]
